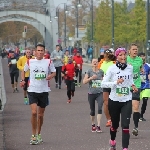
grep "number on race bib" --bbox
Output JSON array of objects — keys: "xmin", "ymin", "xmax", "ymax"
[
  {"xmin": 91, "ymin": 80, "xmax": 101, "ymax": 88},
  {"xmin": 116, "ymin": 87, "xmax": 129, "ymax": 96},
  {"xmin": 133, "ymin": 73, "xmax": 138, "ymax": 80},
  {"xmin": 35, "ymin": 73, "xmax": 46, "ymax": 80}
]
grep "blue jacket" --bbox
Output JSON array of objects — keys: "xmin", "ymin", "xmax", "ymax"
[{"xmin": 140, "ymin": 63, "xmax": 150, "ymax": 89}]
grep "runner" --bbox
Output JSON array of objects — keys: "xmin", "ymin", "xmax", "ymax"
[
  {"xmin": 98, "ymin": 49, "xmax": 116, "ymax": 127},
  {"xmin": 138, "ymin": 52, "xmax": 150, "ymax": 121},
  {"xmin": 17, "ymin": 48, "xmax": 33, "ymax": 104},
  {"xmin": 51, "ymin": 45, "xmax": 63, "ymax": 89},
  {"xmin": 20, "ymin": 44, "xmax": 56, "ymax": 145},
  {"xmin": 8, "ymin": 51, "xmax": 19, "ymax": 93},
  {"xmin": 62, "ymin": 55, "xmax": 76, "ymax": 103},
  {"xmin": 127, "ymin": 43, "xmax": 143, "ymax": 136},
  {"xmin": 63, "ymin": 50, "xmax": 69, "ymax": 65},
  {"xmin": 101, "ymin": 47, "xmax": 138, "ymax": 150},
  {"xmin": 73, "ymin": 51, "xmax": 83, "ymax": 87},
  {"xmin": 83, "ymin": 58, "xmax": 104, "ymax": 133}
]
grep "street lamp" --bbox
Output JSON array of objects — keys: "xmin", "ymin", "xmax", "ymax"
[
  {"xmin": 55, "ymin": 3, "xmax": 67, "ymax": 47},
  {"xmin": 111, "ymin": 0, "xmax": 114, "ymax": 50}
]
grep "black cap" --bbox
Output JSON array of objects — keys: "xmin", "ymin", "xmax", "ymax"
[
  {"xmin": 77, "ymin": 50, "xmax": 80, "ymax": 53},
  {"xmin": 138, "ymin": 52, "xmax": 145, "ymax": 56},
  {"xmin": 104, "ymin": 49, "xmax": 112, "ymax": 54}
]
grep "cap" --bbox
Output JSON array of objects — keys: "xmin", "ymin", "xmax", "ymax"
[
  {"xmin": 77, "ymin": 50, "xmax": 80, "ymax": 53},
  {"xmin": 109, "ymin": 48, "xmax": 114, "ymax": 53},
  {"xmin": 104, "ymin": 49, "xmax": 112, "ymax": 54},
  {"xmin": 138, "ymin": 52, "xmax": 145, "ymax": 56}
]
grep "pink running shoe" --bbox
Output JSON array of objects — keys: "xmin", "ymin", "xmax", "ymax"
[{"xmin": 109, "ymin": 139, "xmax": 116, "ymax": 150}]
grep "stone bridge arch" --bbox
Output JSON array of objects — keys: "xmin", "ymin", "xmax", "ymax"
[
  {"xmin": 0, "ymin": 17, "xmax": 45, "ymax": 42},
  {"xmin": 0, "ymin": 0, "xmax": 58, "ymax": 51}
]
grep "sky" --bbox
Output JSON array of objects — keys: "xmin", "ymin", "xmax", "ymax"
[{"xmin": 54, "ymin": 0, "xmax": 134, "ymax": 7}]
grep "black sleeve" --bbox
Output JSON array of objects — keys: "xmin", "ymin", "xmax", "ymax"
[{"xmin": 8, "ymin": 58, "xmax": 11, "ymax": 64}]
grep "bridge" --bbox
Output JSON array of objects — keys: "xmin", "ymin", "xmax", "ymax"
[{"xmin": 0, "ymin": 0, "xmax": 58, "ymax": 51}]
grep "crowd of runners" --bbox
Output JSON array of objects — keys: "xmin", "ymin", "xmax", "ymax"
[{"xmin": 6, "ymin": 43, "xmax": 150, "ymax": 150}]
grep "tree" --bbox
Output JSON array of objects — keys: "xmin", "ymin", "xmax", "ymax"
[
  {"xmin": 94, "ymin": 0, "xmax": 111, "ymax": 46},
  {"xmin": 129, "ymin": 0, "xmax": 146, "ymax": 48}
]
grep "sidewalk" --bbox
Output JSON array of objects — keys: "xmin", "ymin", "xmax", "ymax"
[{"xmin": 0, "ymin": 57, "xmax": 6, "ymax": 150}]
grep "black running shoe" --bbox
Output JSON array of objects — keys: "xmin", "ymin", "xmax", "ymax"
[
  {"xmin": 132, "ymin": 128, "xmax": 138, "ymax": 136},
  {"xmin": 139, "ymin": 118, "xmax": 146, "ymax": 121}
]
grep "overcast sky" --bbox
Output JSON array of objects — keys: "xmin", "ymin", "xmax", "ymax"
[{"xmin": 54, "ymin": 0, "xmax": 134, "ymax": 7}]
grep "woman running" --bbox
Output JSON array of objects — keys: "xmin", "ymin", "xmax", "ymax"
[
  {"xmin": 98, "ymin": 49, "xmax": 116, "ymax": 127},
  {"xmin": 101, "ymin": 48, "xmax": 138, "ymax": 150},
  {"xmin": 83, "ymin": 59, "xmax": 104, "ymax": 132}
]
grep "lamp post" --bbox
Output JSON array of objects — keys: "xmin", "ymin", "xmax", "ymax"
[
  {"xmin": 112, "ymin": 0, "xmax": 114, "ymax": 50},
  {"xmin": 147, "ymin": 0, "xmax": 150, "ymax": 63},
  {"xmin": 64, "ymin": 4, "xmax": 67, "ymax": 47},
  {"xmin": 91, "ymin": 0, "xmax": 94, "ymax": 46},
  {"xmin": 55, "ymin": 3, "xmax": 67, "ymax": 47}
]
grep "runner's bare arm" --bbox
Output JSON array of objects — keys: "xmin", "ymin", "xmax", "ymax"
[{"xmin": 83, "ymin": 73, "xmax": 93, "ymax": 84}]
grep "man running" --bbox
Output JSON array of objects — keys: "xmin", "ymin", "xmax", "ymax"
[
  {"xmin": 17, "ymin": 48, "xmax": 33, "ymax": 104},
  {"xmin": 127, "ymin": 43, "xmax": 143, "ymax": 136},
  {"xmin": 20, "ymin": 44, "xmax": 56, "ymax": 145},
  {"xmin": 62, "ymin": 55, "xmax": 76, "ymax": 103},
  {"xmin": 138, "ymin": 52, "xmax": 150, "ymax": 121},
  {"xmin": 8, "ymin": 50, "xmax": 19, "ymax": 93},
  {"xmin": 73, "ymin": 51, "xmax": 83, "ymax": 87},
  {"xmin": 51, "ymin": 45, "xmax": 63, "ymax": 89}
]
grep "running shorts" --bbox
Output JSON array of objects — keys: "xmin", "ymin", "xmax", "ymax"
[{"xmin": 28, "ymin": 92, "xmax": 49, "ymax": 108}]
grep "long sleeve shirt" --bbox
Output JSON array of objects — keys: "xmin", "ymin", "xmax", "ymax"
[
  {"xmin": 50, "ymin": 50, "xmax": 63, "ymax": 67},
  {"xmin": 101, "ymin": 64, "xmax": 134, "ymax": 102}
]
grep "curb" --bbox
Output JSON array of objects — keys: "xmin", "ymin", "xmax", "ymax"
[{"xmin": 0, "ymin": 57, "xmax": 6, "ymax": 150}]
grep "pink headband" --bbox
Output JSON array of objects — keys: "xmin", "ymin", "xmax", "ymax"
[{"xmin": 115, "ymin": 48, "xmax": 127, "ymax": 57}]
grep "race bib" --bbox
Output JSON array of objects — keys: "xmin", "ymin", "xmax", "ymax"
[
  {"xmin": 140, "ymin": 74, "xmax": 146, "ymax": 82},
  {"xmin": 11, "ymin": 59, "xmax": 17, "ymax": 64},
  {"xmin": 116, "ymin": 87, "xmax": 129, "ymax": 96},
  {"xmin": 35, "ymin": 73, "xmax": 46, "ymax": 80},
  {"xmin": 91, "ymin": 80, "xmax": 101, "ymax": 88},
  {"xmin": 133, "ymin": 73, "xmax": 138, "ymax": 80}
]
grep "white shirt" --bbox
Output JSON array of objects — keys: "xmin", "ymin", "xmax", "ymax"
[
  {"xmin": 24, "ymin": 58, "xmax": 56, "ymax": 93},
  {"xmin": 101, "ymin": 64, "xmax": 134, "ymax": 102}
]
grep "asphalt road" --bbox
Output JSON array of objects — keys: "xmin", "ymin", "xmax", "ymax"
[{"xmin": 2, "ymin": 59, "xmax": 150, "ymax": 150}]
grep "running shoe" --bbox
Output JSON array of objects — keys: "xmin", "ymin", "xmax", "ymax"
[
  {"xmin": 109, "ymin": 139, "xmax": 116, "ymax": 150},
  {"xmin": 96, "ymin": 126, "xmax": 102, "ymax": 133},
  {"xmin": 123, "ymin": 148, "xmax": 128, "ymax": 150},
  {"xmin": 78, "ymin": 83, "xmax": 81, "ymax": 87},
  {"xmin": 67, "ymin": 99, "xmax": 71, "ymax": 103},
  {"xmin": 106, "ymin": 120, "xmax": 112, "ymax": 127},
  {"xmin": 139, "ymin": 118, "xmax": 146, "ymax": 121},
  {"xmin": 15, "ymin": 88, "xmax": 19, "ymax": 92},
  {"xmin": 91, "ymin": 124, "xmax": 96, "ymax": 132},
  {"xmin": 24, "ymin": 98, "xmax": 29, "ymax": 105},
  {"xmin": 37, "ymin": 134, "xmax": 43, "ymax": 143},
  {"xmin": 30, "ymin": 135, "xmax": 38, "ymax": 145},
  {"xmin": 132, "ymin": 128, "xmax": 138, "ymax": 136},
  {"xmin": 13, "ymin": 89, "xmax": 16, "ymax": 93}
]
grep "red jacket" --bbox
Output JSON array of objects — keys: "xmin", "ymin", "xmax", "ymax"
[
  {"xmin": 44, "ymin": 53, "xmax": 50, "ymax": 59},
  {"xmin": 73, "ymin": 56, "xmax": 83, "ymax": 69},
  {"xmin": 62, "ymin": 63, "xmax": 76, "ymax": 80}
]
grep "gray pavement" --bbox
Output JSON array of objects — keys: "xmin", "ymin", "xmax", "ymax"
[{"xmin": 1, "ymin": 59, "xmax": 150, "ymax": 150}]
